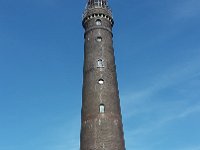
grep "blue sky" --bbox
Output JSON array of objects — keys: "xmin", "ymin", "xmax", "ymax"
[{"xmin": 0, "ymin": 0, "xmax": 200, "ymax": 150}]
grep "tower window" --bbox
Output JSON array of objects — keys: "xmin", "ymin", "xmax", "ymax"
[
  {"xmin": 96, "ymin": 19, "xmax": 102, "ymax": 26},
  {"xmin": 94, "ymin": 0, "xmax": 102, "ymax": 7},
  {"xmin": 96, "ymin": 37, "xmax": 102, "ymax": 42},
  {"xmin": 98, "ymin": 79, "xmax": 104, "ymax": 85},
  {"xmin": 97, "ymin": 59, "xmax": 104, "ymax": 68},
  {"xmin": 99, "ymin": 104, "xmax": 105, "ymax": 113}
]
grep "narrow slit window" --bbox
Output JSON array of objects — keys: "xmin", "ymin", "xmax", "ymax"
[
  {"xmin": 97, "ymin": 59, "xmax": 104, "ymax": 68},
  {"xmin": 98, "ymin": 79, "xmax": 104, "ymax": 85},
  {"xmin": 99, "ymin": 104, "xmax": 105, "ymax": 113},
  {"xmin": 96, "ymin": 37, "xmax": 102, "ymax": 42}
]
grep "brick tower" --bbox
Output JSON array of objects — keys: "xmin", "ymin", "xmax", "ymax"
[{"xmin": 81, "ymin": 0, "xmax": 126, "ymax": 149}]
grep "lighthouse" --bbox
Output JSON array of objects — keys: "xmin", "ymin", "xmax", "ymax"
[{"xmin": 81, "ymin": 0, "xmax": 126, "ymax": 149}]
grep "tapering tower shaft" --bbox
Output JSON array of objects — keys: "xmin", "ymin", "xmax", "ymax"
[{"xmin": 81, "ymin": 0, "xmax": 125, "ymax": 149}]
